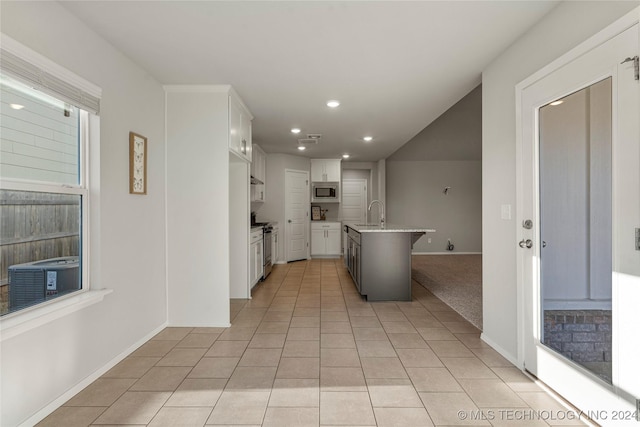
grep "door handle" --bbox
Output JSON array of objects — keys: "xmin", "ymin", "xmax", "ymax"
[
  {"xmin": 288, "ymin": 219, "xmax": 292, "ymax": 223},
  {"xmin": 519, "ymin": 239, "xmax": 533, "ymax": 249}
]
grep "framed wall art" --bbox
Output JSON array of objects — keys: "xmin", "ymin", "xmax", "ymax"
[
  {"xmin": 129, "ymin": 132, "xmax": 147, "ymax": 195},
  {"xmin": 311, "ymin": 205, "xmax": 321, "ymax": 221}
]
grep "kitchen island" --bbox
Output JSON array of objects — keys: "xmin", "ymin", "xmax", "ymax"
[{"xmin": 343, "ymin": 223, "xmax": 435, "ymax": 301}]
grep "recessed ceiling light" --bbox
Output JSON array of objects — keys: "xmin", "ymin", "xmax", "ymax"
[
  {"xmin": 549, "ymin": 100, "xmax": 564, "ymax": 106},
  {"xmin": 291, "ymin": 128, "xmax": 301, "ymax": 134},
  {"xmin": 363, "ymin": 136, "xmax": 373, "ymax": 142},
  {"xmin": 10, "ymin": 104, "xmax": 24, "ymax": 110},
  {"xmin": 326, "ymin": 100, "xmax": 340, "ymax": 108},
  {"xmin": 342, "ymin": 154, "xmax": 350, "ymax": 159},
  {"xmin": 297, "ymin": 146, "xmax": 306, "ymax": 151}
]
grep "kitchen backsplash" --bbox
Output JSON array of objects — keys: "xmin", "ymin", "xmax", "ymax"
[{"xmin": 311, "ymin": 203, "xmax": 340, "ymax": 221}]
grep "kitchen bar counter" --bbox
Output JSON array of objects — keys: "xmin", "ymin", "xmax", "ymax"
[
  {"xmin": 344, "ymin": 222, "xmax": 436, "ymax": 233},
  {"xmin": 344, "ymin": 223, "xmax": 435, "ymax": 301}
]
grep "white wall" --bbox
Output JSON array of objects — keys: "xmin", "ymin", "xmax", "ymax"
[
  {"xmin": 0, "ymin": 2, "xmax": 166, "ymax": 426},
  {"xmin": 387, "ymin": 161, "xmax": 482, "ymax": 253},
  {"xmin": 165, "ymin": 89, "xmax": 230, "ymax": 324},
  {"xmin": 481, "ymin": 0, "xmax": 637, "ymax": 359}
]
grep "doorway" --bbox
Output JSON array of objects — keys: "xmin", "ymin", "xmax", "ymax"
[
  {"xmin": 285, "ymin": 169, "xmax": 309, "ymax": 262},
  {"xmin": 341, "ymin": 179, "xmax": 367, "ymax": 224},
  {"xmin": 517, "ymin": 19, "xmax": 639, "ymax": 415}
]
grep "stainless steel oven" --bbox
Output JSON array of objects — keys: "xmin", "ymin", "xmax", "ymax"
[
  {"xmin": 262, "ymin": 225, "xmax": 272, "ymax": 279},
  {"xmin": 251, "ymin": 218, "xmax": 274, "ymax": 280}
]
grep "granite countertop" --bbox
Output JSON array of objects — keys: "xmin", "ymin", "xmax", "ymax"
[{"xmin": 344, "ymin": 222, "xmax": 436, "ymax": 233}]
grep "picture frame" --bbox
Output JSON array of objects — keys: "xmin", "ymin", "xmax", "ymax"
[
  {"xmin": 311, "ymin": 205, "xmax": 321, "ymax": 221},
  {"xmin": 129, "ymin": 132, "xmax": 147, "ymax": 195}
]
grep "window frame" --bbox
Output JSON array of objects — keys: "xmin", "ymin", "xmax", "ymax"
[{"xmin": 0, "ymin": 33, "xmax": 107, "ymax": 337}]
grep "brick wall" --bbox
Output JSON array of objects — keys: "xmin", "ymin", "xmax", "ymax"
[{"xmin": 544, "ymin": 310, "xmax": 612, "ymax": 382}]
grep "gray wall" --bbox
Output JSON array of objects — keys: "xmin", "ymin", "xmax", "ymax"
[
  {"xmin": 386, "ymin": 85, "xmax": 482, "ymax": 253},
  {"xmin": 387, "ymin": 161, "xmax": 482, "ymax": 253}
]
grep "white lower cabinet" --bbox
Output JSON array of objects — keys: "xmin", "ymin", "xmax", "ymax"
[
  {"xmin": 250, "ymin": 229, "xmax": 263, "ymax": 288},
  {"xmin": 311, "ymin": 222, "xmax": 341, "ymax": 256}
]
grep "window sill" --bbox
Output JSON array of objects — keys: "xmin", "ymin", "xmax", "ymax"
[{"xmin": 0, "ymin": 289, "xmax": 113, "ymax": 342}]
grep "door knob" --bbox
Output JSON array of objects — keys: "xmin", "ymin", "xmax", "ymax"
[{"xmin": 519, "ymin": 239, "xmax": 533, "ymax": 249}]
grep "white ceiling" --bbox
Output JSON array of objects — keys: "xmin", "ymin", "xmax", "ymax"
[{"xmin": 61, "ymin": 1, "xmax": 558, "ymax": 162}]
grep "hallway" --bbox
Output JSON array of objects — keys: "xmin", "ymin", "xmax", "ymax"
[{"xmin": 38, "ymin": 259, "xmax": 586, "ymax": 426}]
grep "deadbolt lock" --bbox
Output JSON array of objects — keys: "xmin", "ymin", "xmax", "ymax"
[{"xmin": 522, "ymin": 220, "xmax": 533, "ymax": 230}]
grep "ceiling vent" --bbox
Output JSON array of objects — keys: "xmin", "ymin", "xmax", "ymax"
[
  {"xmin": 298, "ymin": 138, "xmax": 320, "ymax": 145},
  {"xmin": 307, "ymin": 134, "xmax": 322, "ymax": 140}
]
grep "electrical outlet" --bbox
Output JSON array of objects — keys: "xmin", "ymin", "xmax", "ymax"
[{"xmin": 428, "ymin": 238, "xmax": 432, "ymax": 244}]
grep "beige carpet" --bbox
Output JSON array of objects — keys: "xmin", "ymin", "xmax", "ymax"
[{"xmin": 412, "ymin": 254, "xmax": 483, "ymax": 330}]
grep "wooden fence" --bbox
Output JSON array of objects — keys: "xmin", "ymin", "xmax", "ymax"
[{"xmin": 0, "ymin": 190, "xmax": 80, "ymax": 314}]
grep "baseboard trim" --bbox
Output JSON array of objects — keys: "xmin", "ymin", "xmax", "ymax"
[
  {"xmin": 21, "ymin": 321, "xmax": 168, "ymax": 427},
  {"xmin": 480, "ymin": 333, "xmax": 520, "ymax": 367},
  {"xmin": 412, "ymin": 252, "xmax": 482, "ymax": 255}
]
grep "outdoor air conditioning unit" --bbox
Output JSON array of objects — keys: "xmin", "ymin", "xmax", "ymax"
[{"xmin": 8, "ymin": 256, "xmax": 80, "ymax": 310}]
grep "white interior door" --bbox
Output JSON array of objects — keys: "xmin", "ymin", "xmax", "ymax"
[
  {"xmin": 341, "ymin": 179, "xmax": 367, "ymax": 224},
  {"xmin": 518, "ymin": 20, "xmax": 639, "ymax": 418},
  {"xmin": 285, "ymin": 169, "xmax": 309, "ymax": 262}
]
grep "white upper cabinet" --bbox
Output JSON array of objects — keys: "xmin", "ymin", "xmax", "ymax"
[
  {"xmin": 252, "ymin": 144, "xmax": 266, "ymax": 183},
  {"xmin": 251, "ymin": 144, "xmax": 266, "ymax": 202},
  {"xmin": 311, "ymin": 159, "xmax": 341, "ymax": 182},
  {"xmin": 229, "ymin": 94, "xmax": 252, "ymax": 162}
]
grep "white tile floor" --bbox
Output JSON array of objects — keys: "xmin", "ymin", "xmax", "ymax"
[{"xmin": 37, "ymin": 259, "xmax": 587, "ymax": 426}]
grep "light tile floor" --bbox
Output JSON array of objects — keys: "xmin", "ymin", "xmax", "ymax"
[{"xmin": 38, "ymin": 259, "xmax": 587, "ymax": 426}]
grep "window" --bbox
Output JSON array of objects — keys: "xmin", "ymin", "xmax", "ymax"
[{"xmin": 0, "ymin": 44, "xmax": 98, "ymax": 317}]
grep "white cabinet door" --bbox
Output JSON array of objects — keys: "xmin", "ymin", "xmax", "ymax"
[
  {"xmin": 250, "ymin": 241, "xmax": 257, "ymax": 286},
  {"xmin": 310, "ymin": 159, "xmax": 325, "ymax": 182},
  {"xmin": 241, "ymin": 110, "xmax": 252, "ymax": 162},
  {"xmin": 251, "ymin": 145, "xmax": 266, "ymax": 202},
  {"xmin": 311, "ymin": 228, "xmax": 325, "ymax": 255},
  {"xmin": 256, "ymin": 241, "xmax": 263, "ymax": 281},
  {"xmin": 229, "ymin": 96, "xmax": 243, "ymax": 157},
  {"xmin": 326, "ymin": 229, "xmax": 341, "ymax": 255},
  {"xmin": 311, "ymin": 159, "xmax": 341, "ymax": 182},
  {"xmin": 311, "ymin": 222, "xmax": 341, "ymax": 255},
  {"xmin": 254, "ymin": 145, "xmax": 266, "ymax": 182},
  {"xmin": 325, "ymin": 160, "xmax": 341, "ymax": 182},
  {"xmin": 230, "ymin": 95, "xmax": 252, "ymax": 162}
]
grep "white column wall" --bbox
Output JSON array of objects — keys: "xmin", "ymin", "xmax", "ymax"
[{"xmin": 165, "ymin": 89, "xmax": 231, "ymax": 325}]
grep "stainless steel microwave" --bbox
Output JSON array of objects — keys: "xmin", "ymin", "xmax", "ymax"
[{"xmin": 312, "ymin": 183, "xmax": 339, "ymax": 202}]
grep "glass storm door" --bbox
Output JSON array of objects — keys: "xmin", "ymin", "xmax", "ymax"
[{"xmin": 518, "ymin": 22, "xmax": 639, "ymax": 417}]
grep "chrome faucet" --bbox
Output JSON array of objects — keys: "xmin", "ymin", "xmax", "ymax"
[{"xmin": 368, "ymin": 200, "xmax": 385, "ymax": 225}]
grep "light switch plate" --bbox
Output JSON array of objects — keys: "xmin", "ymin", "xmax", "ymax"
[{"xmin": 501, "ymin": 204, "xmax": 512, "ymax": 220}]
